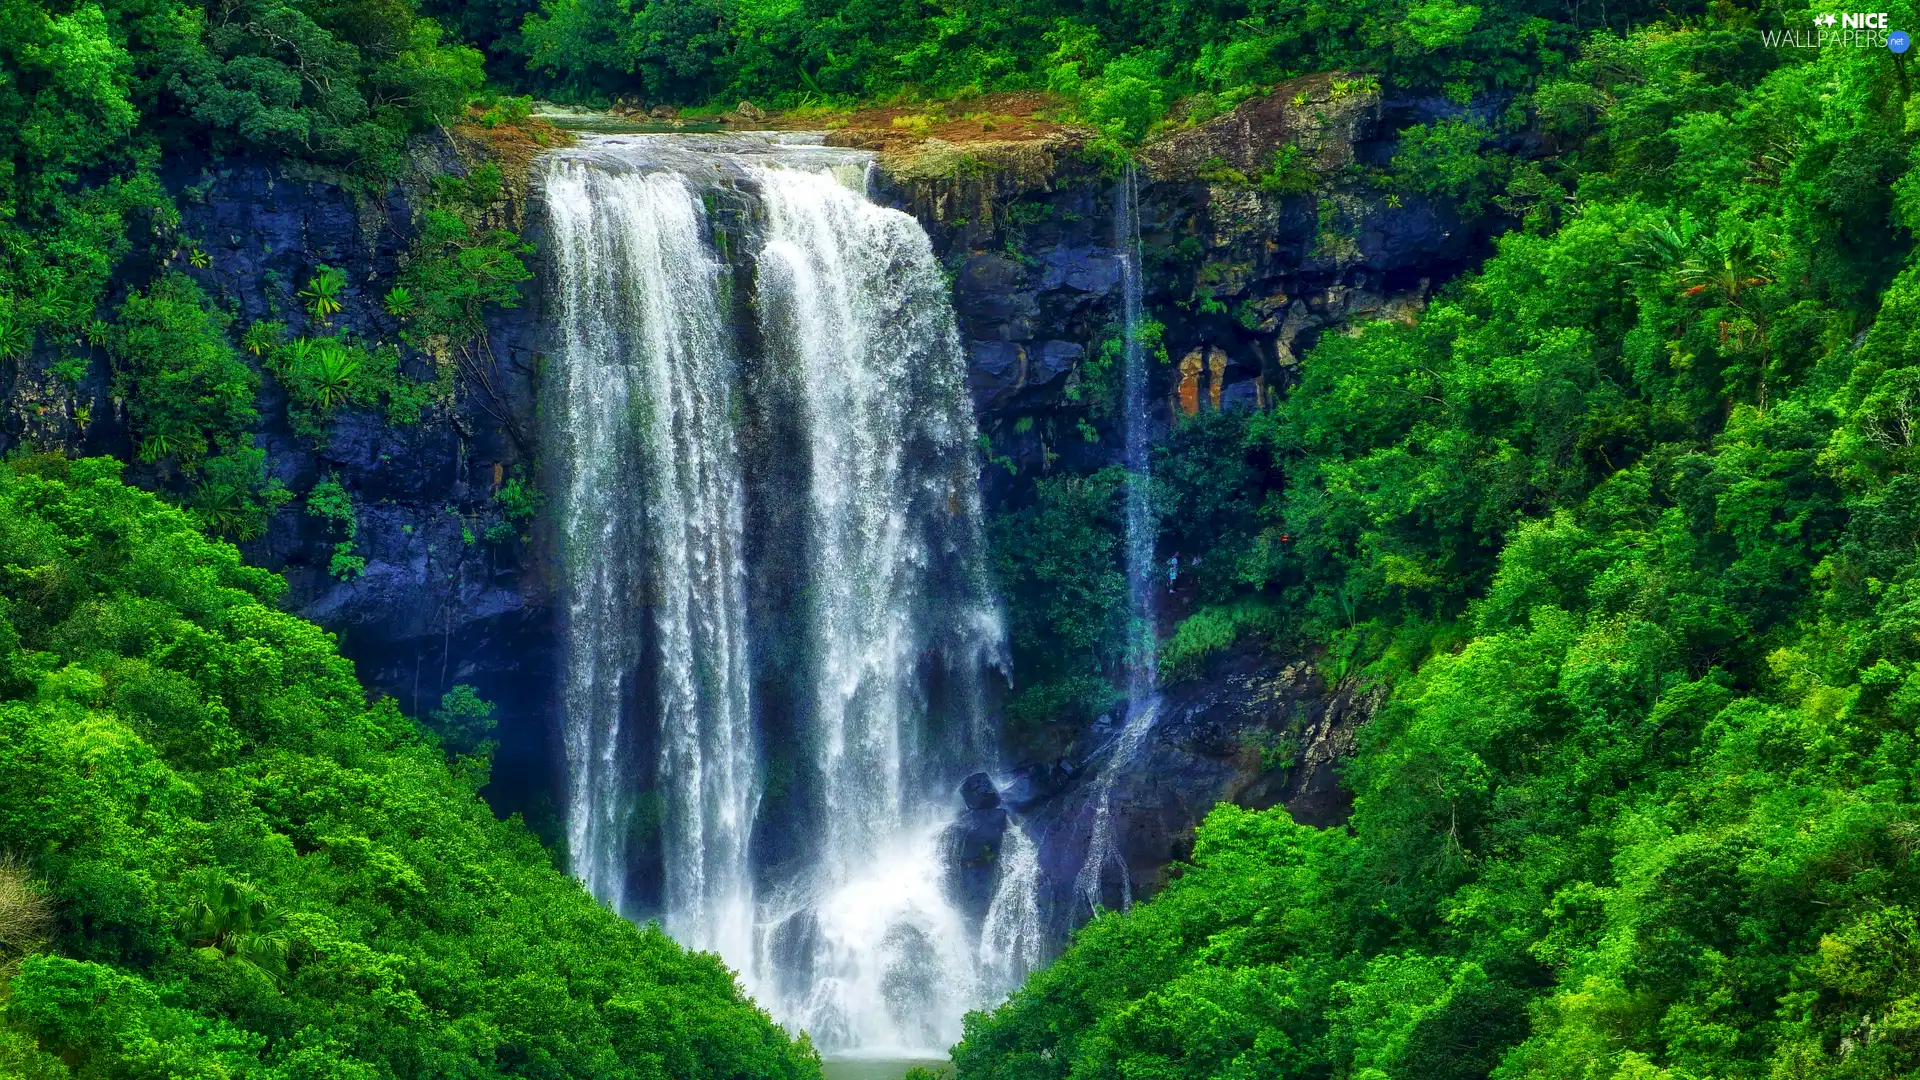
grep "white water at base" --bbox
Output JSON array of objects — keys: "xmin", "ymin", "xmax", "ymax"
[
  {"xmin": 542, "ymin": 135, "xmax": 1031, "ymax": 1056},
  {"xmin": 758, "ymin": 820, "xmax": 976, "ymax": 1052},
  {"xmin": 978, "ymin": 819, "xmax": 1043, "ymax": 989},
  {"xmin": 1074, "ymin": 166, "xmax": 1161, "ymax": 916}
]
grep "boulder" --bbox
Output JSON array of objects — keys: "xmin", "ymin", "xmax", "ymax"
[
  {"xmin": 961, "ymin": 771, "xmax": 1001, "ymax": 810},
  {"xmin": 948, "ymin": 769, "xmax": 1011, "ymax": 921}
]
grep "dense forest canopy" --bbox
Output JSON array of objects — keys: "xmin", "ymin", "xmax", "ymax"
[
  {"xmin": 495, "ymin": 0, "xmax": 1628, "ymax": 125},
  {"xmin": 0, "ymin": 456, "xmax": 820, "ymax": 1077}
]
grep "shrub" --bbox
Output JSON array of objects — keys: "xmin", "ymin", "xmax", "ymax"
[
  {"xmin": 0, "ymin": 855, "xmax": 52, "ymax": 968},
  {"xmin": 106, "ymin": 274, "xmax": 257, "ymax": 467},
  {"xmin": 306, "ymin": 475, "xmax": 366, "ymax": 580}
]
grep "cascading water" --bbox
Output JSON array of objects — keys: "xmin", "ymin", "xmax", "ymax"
[
  {"xmin": 544, "ymin": 158, "xmax": 758, "ymax": 955},
  {"xmin": 1074, "ymin": 166, "xmax": 1162, "ymax": 915},
  {"xmin": 541, "ymin": 133, "xmax": 1030, "ymax": 1056},
  {"xmin": 749, "ymin": 161, "xmax": 1008, "ymax": 1051},
  {"xmin": 978, "ymin": 825, "xmax": 1043, "ymax": 989}
]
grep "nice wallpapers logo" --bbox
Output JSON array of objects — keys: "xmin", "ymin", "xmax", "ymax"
[{"xmin": 1760, "ymin": 10, "xmax": 1912, "ymax": 50}]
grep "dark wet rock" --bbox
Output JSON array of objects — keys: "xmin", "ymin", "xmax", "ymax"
[
  {"xmin": 999, "ymin": 759, "xmax": 1075, "ymax": 812},
  {"xmin": 946, "ymin": 774, "xmax": 1012, "ymax": 922},
  {"xmin": 966, "ymin": 338, "xmax": 1085, "ymax": 412},
  {"xmin": 1039, "ymin": 244, "xmax": 1123, "ymax": 294},
  {"xmin": 947, "ymin": 804, "xmax": 1011, "ymax": 922},
  {"xmin": 966, "ymin": 340, "xmax": 1024, "ymax": 409},
  {"xmin": 961, "ymin": 771, "xmax": 1002, "ymax": 811},
  {"xmin": 1011, "ymin": 646, "xmax": 1375, "ymax": 952}
]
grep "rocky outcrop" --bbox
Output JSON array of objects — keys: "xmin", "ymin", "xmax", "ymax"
[
  {"xmin": 0, "ymin": 137, "xmax": 566, "ymax": 832},
  {"xmin": 866, "ymin": 72, "xmax": 1493, "ymax": 510},
  {"xmin": 991, "ymin": 647, "xmax": 1375, "ymax": 941},
  {"xmin": 204, "ymin": 152, "xmax": 561, "ymax": 831},
  {"xmin": 947, "ymin": 772, "xmax": 1013, "ymax": 922}
]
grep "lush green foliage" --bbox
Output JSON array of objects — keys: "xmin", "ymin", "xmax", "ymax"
[
  {"xmin": 305, "ymin": 474, "xmax": 366, "ymax": 579},
  {"xmin": 399, "ymin": 209, "xmax": 533, "ymax": 352},
  {"xmin": 388, "ymin": 164, "xmax": 535, "ymax": 430},
  {"xmin": 485, "ymin": 476, "xmax": 542, "ymax": 544},
  {"xmin": 506, "ymin": 0, "xmax": 1652, "ymax": 135},
  {"xmin": 107, "ymin": 274, "xmax": 256, "ymax": 468},
  {"xmin": 102, "ymin": 274, "xmax": 291, "ymax": 540},
  {"xmin": 958, "ymin": 17, "xmax": 1920, "ymax": 1080},
  {"xmin": 261, "ymin": 329, "xmax": 441, "ymax": 434},
  {"xmin": 1, "ymin": 0, "xmax": 485, "ymax": 351},
  {"xmin": 427, "ymin": 684, "xmax": 499, "ymax": 757},
  {"xmin": 990, "ymin": 469, "xmax": 1131, "ymax": 722},
  {"xmin": 0, "ymin": 456, "xmax": 820, "ymax": 1080}
]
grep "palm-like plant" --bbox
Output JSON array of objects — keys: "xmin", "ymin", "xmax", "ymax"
[
  {"xmin": 242, "ymin": 320, "xmax": 286, "ymax": 357},
  {"xmin": 1627, "ymin": 222, "xmax": 1690, "ymax": 273},
  {"xmin": 1630, "ymin": 216, "xmax": 1775, "ymax": 309},
  {"xmin": 138, "ymin": 428, "xmax": 203, "ymax": 464},
  {"xmin": 179, "ymin": 880, "xmax": 289, "ymax": 981},
  {"xmin": 191, "ymin": 479, "xmax": 263, "ymax": 540},
  {"xmin": 0, "ymin": 310, "xmax": 31, "ymax": 361},
  {"xmin": 281, "ymin": 336, "xmax": 318, "ymax": 369},
  {"xmin": 299, "ymin": 266, "xmax": 348, "ymax": 321},
  {"xmin": 302, "ymin": 340, "xmax": 361, "ymax": 409},
  {"xmin": 1676, "ymin": 234, "xmax": 1774, "ymax": 308},
  {"xmin": 383, "ymin": 285, "xmax": 416, "ymax": 318}
]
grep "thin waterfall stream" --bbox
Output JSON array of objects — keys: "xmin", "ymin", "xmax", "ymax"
[
  {"xmin": 541, "ymin": 133, "xmax": 1038, "ymax": 1056},
  {"xmin": 1073, "ymin": 166, "xmax": 1161, "ymax": 916}
]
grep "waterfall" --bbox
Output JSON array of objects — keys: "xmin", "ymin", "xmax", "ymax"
[
  {"xmin": 750, "ymin": 161, "xmax": 1007, "ymax": 1051},
  {"xmin": 540, "ymin": 134, "xmax": 1027, "ymax": 1056},
  {"xmin": 1074, "ymin": 166, "xmax": 1162, "ymax": 916},
  {"xmin": 544, "ymin": 158, "xmax": 758, "ymax": 956}
]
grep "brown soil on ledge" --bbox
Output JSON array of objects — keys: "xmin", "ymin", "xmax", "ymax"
[
  {"xmin": 756, "ymin": 91, "xmax": 1087, "ymax": 149},
  {"xmin": 454, "ymin": 109, "xmax": 575, "ymax": 170}
]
